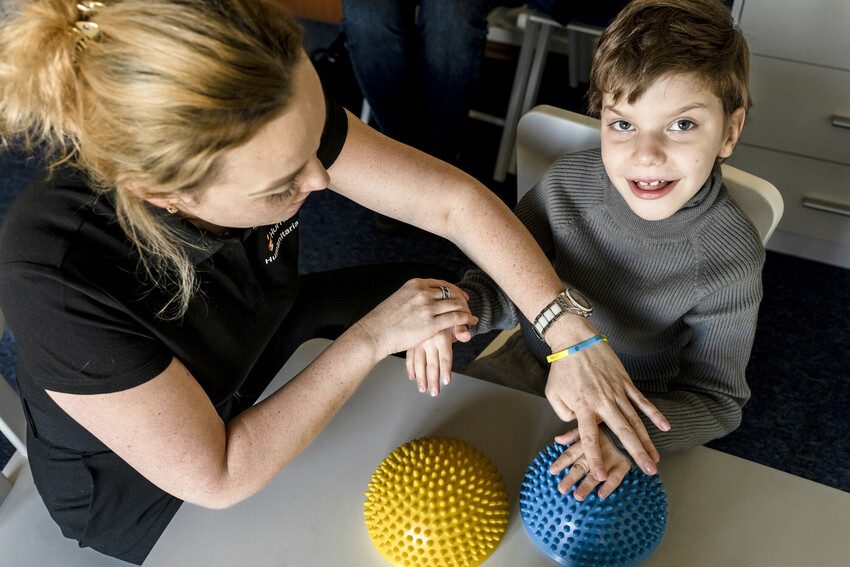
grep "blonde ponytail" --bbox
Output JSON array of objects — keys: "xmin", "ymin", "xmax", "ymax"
[
  {"xmin": 0, "ymin": 0, "xmax": 86, "ymax": 156},
  {"xmin": 0, "ymin": 0, "xmax": 303, "ymax": 317}
]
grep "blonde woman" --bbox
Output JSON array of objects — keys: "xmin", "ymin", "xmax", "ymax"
[{"xmin": 0, "ymin": 1, "xmax": 666, "ymax": 563}]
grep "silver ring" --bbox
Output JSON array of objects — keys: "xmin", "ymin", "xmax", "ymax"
[{"xmin": 440, "ymin": 285, "xmax": 450, "ymax": 300}]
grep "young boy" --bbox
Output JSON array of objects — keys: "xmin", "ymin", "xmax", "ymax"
[{"xmin": 460, "ymin": 0, "xmax": 761, "ymax": 499}]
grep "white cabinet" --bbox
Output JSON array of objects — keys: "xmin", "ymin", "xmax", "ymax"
[{"xmin": 729, "ymin": 0, "xmax": 850, "ymax": 267}]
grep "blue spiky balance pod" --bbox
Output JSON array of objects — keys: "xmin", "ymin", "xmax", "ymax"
[{"xmin": 520, "ymin": 442, "xmax": 668, "ymax": 566}]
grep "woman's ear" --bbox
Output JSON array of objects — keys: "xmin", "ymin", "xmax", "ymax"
[
  {"xmin": 718, "ymin": 107, "xmax": 746, "ymax": 159},
  {"xmin": 123, "ymin": 182, "xmax": 177, "ymax": 211}
]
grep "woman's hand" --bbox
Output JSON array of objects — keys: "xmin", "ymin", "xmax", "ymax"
[
  {"xmin": 549, "ymin": 429, "xmax": 633, "ymax": 501},
  {"xmin": 404, "ymin": 288, "xmax": 472, "ymax": 397},
  {"xmin": 356, "ymin": 279, "xmax": 477, "ymax": 362},
  {"xmin": 543, "ymin": 320, "xmax": 670, "ymax": 483}
]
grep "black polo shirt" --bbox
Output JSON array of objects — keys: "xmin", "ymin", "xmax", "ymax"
[{"xmin": 0, "ymin": 99, "xmax": 348, "ymax": 452}]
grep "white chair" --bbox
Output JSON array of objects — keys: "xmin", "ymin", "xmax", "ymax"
[
  {"xmin": 475, "ymin": 104, "xmax": 784, "ymax": 359},
  {"xmin": 0, "ymin": 309, "xmax": 126, "ymax": 565}
]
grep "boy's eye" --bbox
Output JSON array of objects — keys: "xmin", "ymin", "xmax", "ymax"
[
  {"xmin": 670, "ymin": 120, "xmax": 695, "ymax": 131},
  {"xmin": 611, "ymin": 120, "xmax": 633, "ymax": 132}
]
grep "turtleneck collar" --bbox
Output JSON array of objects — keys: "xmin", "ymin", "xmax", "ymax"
[{"xmin": 601, "ymin": 160, "xmax": 723, "ymax": 240}]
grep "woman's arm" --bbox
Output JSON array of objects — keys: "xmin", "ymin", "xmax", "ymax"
[
  {"xmin": 328, "ymin": 114, "xmax": 668, "ymax": 480},
  {"xmin": 47, "ymin": 278, "xmax": 476, "ymax": 509},
  {"xmin": 328, "ymin": 111, "xmax": 567, "ymax": 323}
]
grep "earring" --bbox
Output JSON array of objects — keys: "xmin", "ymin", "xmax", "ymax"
[{"xmin": 166, "ymin": 204, "xmax": 178, "ymax": 214}]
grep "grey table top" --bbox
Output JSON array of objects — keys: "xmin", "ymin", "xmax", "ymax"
[
  {"xmin": 145, "ymin": 338, "xmax": 850, "ymax": 566},
  {"xmin": 4, "ymin": 338, "xmax": 847, "ymax": 566}
]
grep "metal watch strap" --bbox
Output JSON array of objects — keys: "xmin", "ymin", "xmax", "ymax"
[{"xmin": 533, "ymin": 289, "xmax": 591, "ymax": 341}]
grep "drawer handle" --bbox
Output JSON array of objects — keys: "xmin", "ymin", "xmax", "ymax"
[
  {"xmin": 802, "ymin": 197, "xmax": 850, "ymax": 217},
  {"xmin": 832, "ymin": 115, "xmax": 850, "ymax": 130}
]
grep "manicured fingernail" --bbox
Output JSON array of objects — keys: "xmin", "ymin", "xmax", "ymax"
[
  {"xmin": 661, "ymin": 420, "xmax": 671, "ymax": 431},
  {"xmin": 598, "ymin": 491, "xmax": 607, "ymax": 499},
  {"xmin": 574, "ymin": 493, "xmax": 584, "ymax": 501},
  {"xmin": 430, "ymin": 388, "xmax": 438, "ymax": 397},
  {"xmin": 441, "ymin": 376, "xmax": 449, "ymax": 385},
  {"xmin": 644, "ymin": 462, "xmax": 656, "ymax": 474},
  {"xmin": 548, "ymin": 466, "xmax": 557, "ymax": 474},
  {"xmin": 418, "ymin": 384, "xmax": 426, "ymax": 393}
]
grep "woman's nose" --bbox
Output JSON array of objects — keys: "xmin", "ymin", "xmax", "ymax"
[{"xmin": 299, "ymin": 157, "xmax": 330, "ymax": 194}]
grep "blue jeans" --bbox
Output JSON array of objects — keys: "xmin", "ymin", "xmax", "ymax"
[{"xmin": 341, "ymin": 0, "xmax": 496, "ymax": 162}]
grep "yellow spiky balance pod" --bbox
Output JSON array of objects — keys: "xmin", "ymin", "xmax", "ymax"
[{"xmin": 364, "ymin": 436, "xmax": 509, "ymax": 566}]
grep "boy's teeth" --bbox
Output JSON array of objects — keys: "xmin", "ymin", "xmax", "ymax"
[{"xmin": 636, "ymin": 180, "xmax": 665, "ymax": 189}]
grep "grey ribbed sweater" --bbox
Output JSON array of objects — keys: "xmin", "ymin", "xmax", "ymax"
[{"xmin": 461, "ymin": 149, "xmax": 765, "ymax": 451}]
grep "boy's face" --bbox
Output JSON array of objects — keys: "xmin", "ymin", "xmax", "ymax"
[{"xmin": 600, "ymin": 73, "xmax": 745, "ymax": 221}]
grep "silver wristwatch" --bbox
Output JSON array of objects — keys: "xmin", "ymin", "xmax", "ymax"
[{"xmin": 533, "ymin": 288, "xmax": 593, "ymax": 341}]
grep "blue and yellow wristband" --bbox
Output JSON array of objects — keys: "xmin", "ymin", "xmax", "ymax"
[{"xmin": 546, "ymin": 335, "xmax": 608, "ymax": 363}]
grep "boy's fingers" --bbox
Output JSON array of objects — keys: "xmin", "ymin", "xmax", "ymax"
[
  {"xmin": 597, "ymin": 466, "xmax": 628, "ymax": 499},
  {"xmin": 424, "ymin": 341, "xmax": 440, "ymax": 396},
  {"xmin": 549, "ymin": 441, "xmax": 581, "ymax": 474},
  {"xmin": 557, "ymin": 459, "xmax": 589, "ymax": 494},
  {"xmin": 573, "ymin": 472, "xmax": 601, "ymax": 502},
  {"xmin": 413, "ymin": 347, "xmax": 427, "ymax": 394},
  {"xmin": 575, "ymin": 411, "xmax": 607, "ymax": 481},
  {"xmin": 554, "ymin": 428, "xmax": 580, "ymax": 445},
  {"xmin": 437, "ymin": 342, "xmax": 452, "ymax": 386},
  {"xmin": 405, "ymin": 348, "xmax": 415, "ymax": 380}
]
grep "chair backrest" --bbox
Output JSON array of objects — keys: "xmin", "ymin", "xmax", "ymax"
[{"xmin": 516, "ymin": 105, "xmax": 784, "ymax": 244}]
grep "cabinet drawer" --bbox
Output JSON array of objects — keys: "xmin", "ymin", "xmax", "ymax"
[
  {"xmin": 728, "ymin": 144, "xmax": 850, "ymax": 245},
  {"xmin": 742, "ymin": 56, "xmax": 850, "ymax": 166},
  {"xmin": 739, "ymin": 0, "xmax": 850, "ymax": 70}
]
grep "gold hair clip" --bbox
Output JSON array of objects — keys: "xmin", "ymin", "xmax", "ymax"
[
  {"xmin": 72, "ymin": 1, "xmax": 104, "ymax": 48},
  {"xmin": 74, "ymin": 21, "xmax": 101, "ymax": 41},
  {"xmin": 76, "ymin": 2, "xmax": 104, "ymax": 15}
]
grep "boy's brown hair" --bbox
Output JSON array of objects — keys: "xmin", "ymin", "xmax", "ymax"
[{"xmin": 588, "ymin": 0, "xmax": 751, "ymax": 117}]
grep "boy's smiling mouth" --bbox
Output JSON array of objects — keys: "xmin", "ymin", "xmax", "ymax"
[{"xmin": 628, "ymin": 179, "xmax": 679, "ymax": 200}]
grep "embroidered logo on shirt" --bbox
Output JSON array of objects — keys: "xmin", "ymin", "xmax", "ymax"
[{"xmin": 263, "ymin": 220, "xmax": 298, "ymax": 265}]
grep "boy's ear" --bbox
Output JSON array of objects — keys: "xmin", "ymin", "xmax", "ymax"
[{"xmin": 718, "ymin": 107, "xmax": 746, "ymax": 159}]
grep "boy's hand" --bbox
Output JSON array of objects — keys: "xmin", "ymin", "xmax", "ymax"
[
  {"xmin": 543, "ymin": 324, "xmax": 670, "ymax": 481},
  {"xmin": 405, "ymin": 326, "xmax": 471, "ymax": 396},
  {"xmin": 405, "ymin": 287, "xmax": 473, "ymax": 396},
  {"xmin": 549, "ymin": 429, "xmax": 633, "ymax": 500}
]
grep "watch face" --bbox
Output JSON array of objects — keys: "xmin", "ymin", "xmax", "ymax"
[{"xmin": 567, "ymin": 288, "xmax": 592, "ymax": 311}]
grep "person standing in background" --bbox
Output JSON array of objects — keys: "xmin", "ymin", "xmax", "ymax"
[{"xmin": 341, "ymin": 0, "xmax": 515, "ymax": 165}]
